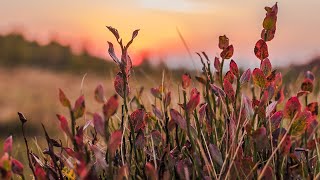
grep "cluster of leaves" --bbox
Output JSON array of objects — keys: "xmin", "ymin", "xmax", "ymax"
[{"xmin": 1, "ymin": 2, "xmax": 320, "ymax": 179}]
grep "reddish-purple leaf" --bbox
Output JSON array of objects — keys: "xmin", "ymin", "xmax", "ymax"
[
  {"xmin": 252, "ymin": 68, "xmax": 267, "ymax": 88},
  {"xmin": 230, "ymin": 60, "xmax": 239, "ymax": 77},
  {"xmin": 182, "ymin": 73, "xmax": 191, "ymax": 89},
  {"xmin": 252, "ymin": 127, "xmax": 268, "ymax": 150},
  {"xmin": 35, "ymin": 164, "xmax": 46, "ymax": 180},
  {"xmin": 73, "ymin": 95, "xmax": 85, "ymax": 119},
  {"xmin": 284, "ymin": 97, "xmax": 301, "ymax": 119},
  {"xmin": 240, "ymin": 69, "xmax": 251, "ymax": 85},
  {"xmin": 270, "ymin": 111, "xmax": 283, "ymax": 129},
  {"xmin": 164, "ymin": 92, "xmax": 171, "ymax": 108},
  {"xmin": 114, "ymin": 72, "xmax": 129, "ymax": 98},
  {"xmin": 135, "ymin": 131, "xmax": 145, "ymax": 149},
  {"xmin": 186, "ymin": 88, "xmax": 200, "ymax": 112},
  {"xmin": 220, "ymin": 45, "xmax": 234, "ymax": 59},
  {"xmin": 199, "ymin": 103, "xmax": 207, "ymax": 123},
  {"xmin": 94, "ymin": 84, "xmax": 105, "ymax": 103},
  {"xmin": 242, "ymin": 95, "xmax": 254, "ymax": 119},
  {"xmin": 130, "ymin": 109, "xmax": 146, "ymax": 132},
  {"xmin": 107, "ymin": 41, "xmax": 120, "ymax": 65},
  {"xmin": 218, "ymin": 35, "xmax": 229, "ymax": 50},
  {"xmin": 116, "ymin": 165, "xmax": 129, "ymax": 180},
  {"xmin": 11, "ymin": 158, "xmax": 24, "ymax": 176},
  {"xmin": 150, "ymin": 86, "xmax": 163, "ymax": 99},
  {"xmin": 260, "ymin": 166, "xmax": 274, "ymax": 180},
  {"xmin": 260, "ymin": 58, "xmax": 272, "ymax": 76},
  {"xmin": 3, "ymin": 136, "xmax": 12, "ymax": 153},
  {"xmin": 93, "ymin": 113, "xmax": 105, "ymax": 136},
  {"xmin": 272, "ymin": 128, "xmax": 291, "ymax": 154},
  {"xmin": 108, "ymin": 130, "xmax": 122, "ymax": 156},
  {"xmin": 126, "ymin": 29, "xmax": 140, "ymax": 49},
  {"xmin": 223, "ymin": 79, "xmax": 235, "ymax": 103},
  {"xmin": 254, "ymin": 39, "xmax": 269, "ymax": 60},
  {"xmin": 103, "ymin": 94, "xmax": 119, "ymax": 120},
  {"xmin": 59, "ymin": 88, "xmax": 71, "ymax": 108},
  {"xmin": 211, "ymin": 84, "xmax": 226, "ymax": 98},
  {"xmin": 209, "ymin": 144, "xmax": 223, "ymax": 166},
  {"xmin": 266, "ymin": 101, "xmax": 278, "ymax": 117},
  {"xmin": 151, "ymin": 130, "xmax": 162, "ymax": 146},
  {"xmin": 152, "ymin": 104, "xmax": 163, "ymax": 119},
  {"xmin": 224, "ymin": 71, "xmax": 235, "ymax": 84},
  {"xmin": 56, "ymin": 114, "xmax": 72, "ymax": 138},
  {"xmin": 106, "ymin": 26, "xmax": 120, "ymax": 40},
  {"xmin": 170, "ymin": 109, "xmax": 187, "ymax": 130},
  {"xmin": 214, "ymin": 57, "xmax": 221, "ymax": 71},
  {"xmin": 145, "ymin": 162, "xmax": 157, "ymax": 180}
]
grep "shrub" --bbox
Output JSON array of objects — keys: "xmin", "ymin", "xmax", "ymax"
[{"xmin": 1, "ymin": 2, "xmax": 320, "ymax": 179}]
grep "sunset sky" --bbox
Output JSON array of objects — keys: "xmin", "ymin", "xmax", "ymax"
[{"xmin": 1, "ymin": 0, "xmax": 320, "ymax": 69}]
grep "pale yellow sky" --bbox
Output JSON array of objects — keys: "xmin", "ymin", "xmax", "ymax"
[{"xmin": 1, "ymin": 0, "xmax": 320, "ymax": 69}]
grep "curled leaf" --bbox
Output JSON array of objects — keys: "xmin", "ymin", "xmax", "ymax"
[
  {"xmin": 186, "ymin": 88, "xmax": 200, "ymax": 112},
  {"xmin": 223, "ymin": 79, "xmax": 235, "ymax": 103},
  {"xmin": 240, "ymin": 69, "xmax": 251, "ymax": 85},
  {"xmin": 130, "ymin": 109, "xmax": 146, "ymax": 132},
  {"xmin": 11, "ymin": 158, "xmax": 24, "ymax": 176},
  {"xmin": 219, "ymin": 35, "xmax": 229, "ymax": 50},
  {"xmin": 220, "ymin": 45, "xmax": 234, "ymax": 59},
  {"xmin": 230, "ymin": 60, "xmax": 239, "ymax": 77},
  {"xmin": 56, "ymin": 114, "xmax": 72, "ymax": 138},
  {"xmin": 114, "ymin": 72, "xmax": 130, "ymax": 98}
]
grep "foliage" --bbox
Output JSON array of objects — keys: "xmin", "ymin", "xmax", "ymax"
[{"xmin": 1, "ymin": 2, "xmax": 320, "ymax": 180}]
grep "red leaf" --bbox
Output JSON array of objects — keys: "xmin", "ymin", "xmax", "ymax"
[
  {"xmin": 93, "ymin": 113, "xmax": 105, "ymax": 136},
  {"xmin": 145, "ymin": 162, "xmax": 157, "ymax": 180},
  {"xmin": 182, "ymin": 73, "xmax": 191, "ymax": 89},
  {"xmin": 11, "ymin": 158, "xmax": 24, "ymax": 176},
  {"xmin": 223, "ymin": 79, "xmax": 235, "ymax": 103},
  {"xmin": 151, "ymin": 130, "xmax": 162, "ymax": 146},
  {"xmin": 73, "ymin": 95, "xmax": 85, "ymax": 119},
  {"xmin": 224, "ymin": 71, "xmax": 235, "ymax": 84},
  {"xmin": 186, "ymin": 88, "xmax": 200, "ymax": 112},
  {"xmin": 130, "ymin": 109, "xmax": 146, "ymax": 132},
  {"xmin": 108, "ymin": 130, "xmax": 122, "ymax": 156},
  {"xmin": 56, "ymin": 114, "xmax": 72, "ymax": 138},
  {"xmin": 252, "ymin": 68, "xmax": 267, "ymax": 88},
  {"xmin": 94, "ymin": 84, "xmax": 105, "ymax": 103},
  {"xmin": 170, "ymin": 109, "xmax": 187, "ymax": 130},
  {"xmin": 230, "ymin": 60, "xmax": 239, "ymax": 77},
  {"xmin": 3, "ymin": 136, "xmax": 12, "ymax": 153},
  {"xmin": 283, "ymin": 97, "xmax": 301, "ymax": 119},
  {"xmin": 260, "ymin": 58, "xmax": 272, "ymax": 76},
  {"xmin": 198, "ymin": 103, "xmax": 207, "ymax": 123},
  {"xmin": 220, "ymin": 45, "xmax": 234, "ymax": 59},
  {"xmin": 103, "ymin": 94, "xmax": 119, "ymax": 120},
  {"xmin": 240, "ymin": 69, "xmax": 251, "ymax": 85},
  {"xmin": 260, "ymin": 166, "xmax": 273, "ymax": 180},
  {"xmin": 59, "ymin": 89, "xmax": 71, "ymax": 108},
  {"xmin": 272, "ymin": 128, "xmax": 291, "ymax": 154},
  {"xmin": 218, "ymin": 35, "xmax": 229, "ymax": 50},
  {"xmin": 254, "ymin": 39, "xmax": 269, "ymax": 60},
  {"xmin": 114, "ymin": 72, "xmax": 129, "ymax": 98},
  {"xmin": 35, "ymin": 164, "xmax": 46, "ymax": 180},
  {"xmin": 150, "ymin": 87, "xmax": 162, "ymax": 99},
  {"xmin": 135, "ymin": 131, "xmax": 145, "ymax": 149}
]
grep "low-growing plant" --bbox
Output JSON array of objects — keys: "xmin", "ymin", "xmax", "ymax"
[{"xmin": 1, "ymin": 2, "xmax": 320, "ymax": 180}]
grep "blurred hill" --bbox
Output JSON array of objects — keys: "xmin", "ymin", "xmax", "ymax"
[{"xmin": 0, "ymin": 33, "xmax": 190, "ymax": 79}]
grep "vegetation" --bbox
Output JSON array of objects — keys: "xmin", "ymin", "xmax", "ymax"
[{"xmin": 1, "ymin": 3, "xmax": 320, "ymax": 180}]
